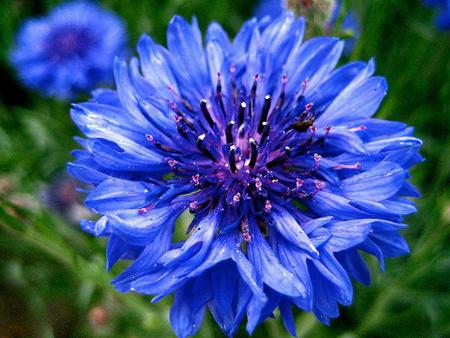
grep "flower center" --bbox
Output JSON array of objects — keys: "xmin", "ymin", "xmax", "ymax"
[
  {"xmin": 142, "ymin": 71, "xmax": 332, "ymax": 228},
  {"xmin": 45, "ymin": 25, "xmax": 96, "ymax": 60}
]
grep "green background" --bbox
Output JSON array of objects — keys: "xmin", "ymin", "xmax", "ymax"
[{"xmin": 0, "ymin": 0, "xmax": 449, "ymax": 337}]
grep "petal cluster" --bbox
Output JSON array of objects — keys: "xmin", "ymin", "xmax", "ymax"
[
  {"xmin": 69, "ymin": 13, "xmax": 422, "ymax": 337},
  {"xmin": 10, "ymin": 1, "xmax": 127, "ymax": 99}
]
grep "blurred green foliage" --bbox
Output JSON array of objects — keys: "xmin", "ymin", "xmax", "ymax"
[{"xmin": 0, "ymin": 0, "xmax": 449, "ymax": 337}]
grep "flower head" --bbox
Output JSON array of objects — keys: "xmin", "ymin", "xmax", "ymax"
[
  {"xmin": 10, "ymin": 1, "xmax": 127, "ymax": 99},
  {"xmin": 69, "ymin": 13, "xmax": 422, "ymax": 337}
]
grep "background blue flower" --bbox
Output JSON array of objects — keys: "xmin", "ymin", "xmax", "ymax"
[
  {"xmin": 69, "ymin": 13, "xmax": 422, "ymax": 337},
  {"xmin": 423, "ymin": 0, "xmax": 450, "ymax": 30},
  {"xmin": 10, "ymin": 1, "xmax": 127, "ymax": 99}
]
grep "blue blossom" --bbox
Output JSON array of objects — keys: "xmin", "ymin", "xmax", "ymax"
[
  {"xmin": 69, "ymin": 13, "xmax": 423, "ymax": 337},
  {"xmin": 424, "ymin": 0, "xmax": 450, "ymax": 31},
  {"xmin": 10, "ymin": 1, "xmax": 127, "ymax": 99}
]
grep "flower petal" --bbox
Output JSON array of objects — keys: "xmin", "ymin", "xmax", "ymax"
[
  {"xmin": 340, "ymin": 162, "xmax": 405, "ymax": 201},
  {"xmin": 271, "ymin": 207, "xmax": 319, "ymax": 257},
  {"xmin": 247, "ymin": 219, "xmax": 307, "ymax": 299}
]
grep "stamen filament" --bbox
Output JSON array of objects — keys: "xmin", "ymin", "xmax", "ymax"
[
  {"xmin": 249, "ymin": 138, "xmax": 258, "ymax": 168},
  {"xmin": 258, "ymin": 95, "xmax": 271, "ymax": 133}
]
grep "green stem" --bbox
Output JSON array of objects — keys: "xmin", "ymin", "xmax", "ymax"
[{"xmin": 0, "ymin": 208, "xmax": 157, "ymax": 319}]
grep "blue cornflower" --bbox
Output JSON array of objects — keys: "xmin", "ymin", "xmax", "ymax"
[
  {"xmin": 424, "ymin": 0, "xmax": 450, "ymax": 31},
  {"xmin": 10, "ymin": 1, "xmax": 127, "ymax": 99},
  {"xmin": 69, "ymin": 13, "xmax": 422, "ymax": 337}
]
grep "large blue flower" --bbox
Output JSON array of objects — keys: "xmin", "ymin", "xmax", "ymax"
[
  {"xmin": 10, "ymin": 1, "xmax": 127, "ymax": 99},
  {"xmin": 69, "ymin": 13, "xmax": 422, "ymax": 337}
]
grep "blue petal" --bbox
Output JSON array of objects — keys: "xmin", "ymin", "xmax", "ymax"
[
  {"xmin": 106, "ymin": 234, "xmax": 143, "ymax": 271},
  {"xmin": 316, "ymin": 60, "xmax": 387, "ymax": 125},
  {"xmin": 206, "ymin": 22, "xmax": 231, "ymax": 50},
  {"xmin": 167, "ymin": 16, "xmax": 209, "ymax": 102},
  {"xmin": 114, "ymin": 58, "xmax": 158, "ymax": 126},
  {"xmin": 312, "ymin": 250, "xmax": 353, "ymax": 306},
  {"xmin": 247, "ymin": 220, "xmax": 307, "ymax": 299},
  {"xmin": 349, "ymin": 199, "xmax": 416, "ymax": 218},
  {"xmin": 358, "ymin": 238, "xmax": 385, "ymax": 271},
  {"xmin": 70, "ymin": 102, "xmax": 146, "ymax": 144},
  {"xmin": 308, "ymin": 61, "xmax": 366, "ymax": 112},
  {"xmin": 321, "ymin": 127, "xmax": 366, "ymax": 154},
  {"xmin": 370, "ymin": 231, "xmax": 410, "ymax": 257},
  {"xmin": 85, "ymin": 178, "xmax": 161, "ymax": 213},
  {"xmin": 308, "ymin": 262, "xmax": 339, "ymax": 324},
  {"xmin": 208, "ymin": 262, "xmax": 240, "ymax": 336},
  {"xmin": 188, "ymin": 232, "xmax": 267, "ymax": 304},
  {"xmin": 112, "ymin": 225, "xmax": 173, "ymax": 282},
  {"xmin": 280, "ymin": 298, "xmax": 297, "ymax": 337},
  {"xmin": 91, "ymin": 89, "xmax": 122, "ymax": 107},
  {"xmin": 325, "ymin": 219, "xmax": 373, "ymax": 251},
  {"xmin": 309, "ymin": 228, "xmax": 331, "ymax": 248},
  {"xmin": 85, "ymin": 138, "xmax": 166, "ymax": 172},
  {"xmin": 137, "ymin": 35, "xmax": 179, "ymax": 93},
  {"xmin": 261, "ymin": 14, "xmax": 305, "ymax": 75},
  {"xmin": 232, "ymin": 18, "xmax": 257, "ymax": 66},
  {"xmin": 80, "ymin": 216, "xmax": 110, "ymax": 237},
  {"xmin": 306, "ymin": 191, "xmax": 369, "ymax": 220},
  {"xmin": 165, "ymin": 210, "xmax": 222, "ymax": 271},
  {"xmin": 67, "ymin": 160, "xmax": 110, "ymax": 185},
  {"xmin": 336, "ymin": 249, "xmax": 371, "ymax": 285},
  {"xmin": 340, "ymin": 162, "xmax": 405, "ymax": 201},
  {"xmin": 301, "ymin": 216, "xmax": 334, "ymax": 234},
  {"xmin": 108, "ymin": 203, "xmax": 185, "ymax": 246},
  {"xmin": 254, "ymin": 0, "xmax": 284, "ymax": 19},
  {"xmin": 170, "ymin": 278, "xmax": 209, "ymax": 338},
  {"xmin": 284, "ymin": 38, "xmax": 343, "ymax": 100},
  {"xmin": 271, "ymin": 207, "xmax": 319, "ymax": 256},
  {"xmin": 272, "ymin": 234, "xmax": 313, "ymax": 311}
]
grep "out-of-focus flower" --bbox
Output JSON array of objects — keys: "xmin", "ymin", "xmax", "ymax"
[
  {"xmin": 423, "ymin": 0, "xmax": 450, "ymax": 31},
  {"xmin": 42, "ymin": 173, "xmax": 91, "ymax": 223},
  {"xmin": 10, "ymin": 1, "xmax": 127, "ymax": 99},
  {"xmin": 69, "ymin": 14, "xmax": 422, "ymax": 337}
]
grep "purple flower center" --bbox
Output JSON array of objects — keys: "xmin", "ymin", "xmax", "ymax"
[
  {"xmin": 45, "ymin": 25, "xmax": 95, "ymax": 60},
  {"xmin": 144, "ymin": 71, "xmax": 335, "ymax": 239}
]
